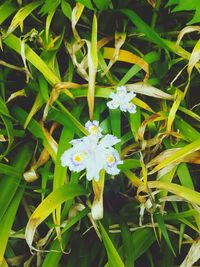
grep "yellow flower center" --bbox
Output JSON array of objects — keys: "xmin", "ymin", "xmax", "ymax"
[
  {"xmin": 73, "ymin": 153, "xmax": 84, "ymax": 163},
  {"xmin": 128, "ymin": 102, "xmax": 133, "ymax": 109},
  {"xmin": 106, "ymin": 154, "xmax": 115, "ymax": 165},
  {"xmin": 90, "ymin": 125, "xmax": 98, "ymax": 134},
  {"xmin": 118, "ymin": 90, "xmax": 126, "ymax": 97}
]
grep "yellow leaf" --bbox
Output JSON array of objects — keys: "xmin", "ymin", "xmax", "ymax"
[
  {"xmin": 71, "ymin": 3, "xmax": 84, "ymax": 41},
  {"xmin": 188, "ymin": 39, "xmax": 200, "ymax": 76},
  {"xmin": 87, "ymin": 14, "xmax": 98, "ymax": 120},
  {"xmin": 150, "ymin": 139, "xmax": 200, "ymax": 174},
  {"xmin": 25, "ymin": 184, "xmax": 86, "ymax": 251},
  {"xmin": 126, "ymin": 82, "xmax": 173, "ymax": 100},
  {"xmin": 176, "ymin": 26, "xmax": 200, "ymax": 48},
  {"xmin": 138, "ymin": 181, "xmax": 200, "ymax": 206},
  {"xmin": 92, "ymin": 170, "xmax": 105, "ymax": 220},
  {"xmin": 104, "ymin": 47, "xmax": 149, "ymax": 80},
  {"xmin": 167, "ymin": 89, "xmax": 183, "ymax": 132},
  {"xmin": 102, "ymin": 32, "xmax": 126, "ymax": 77}
]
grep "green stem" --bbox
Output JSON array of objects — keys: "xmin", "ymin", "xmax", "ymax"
[{"xmin": 151, "ymin": 0, "xmax": 162, "ymax": 29}]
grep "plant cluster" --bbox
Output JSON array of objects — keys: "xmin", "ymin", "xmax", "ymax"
[{"xmin": 0, "ymin": 0, "xmax": 200, "ymax": 266}]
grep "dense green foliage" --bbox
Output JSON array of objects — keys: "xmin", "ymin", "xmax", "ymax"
[{"xmin": 0, "ymin": 0, "xmax": 200, "ymax": 266}]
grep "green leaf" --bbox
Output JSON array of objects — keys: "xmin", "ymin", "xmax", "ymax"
[
  {"xmin": 177, "ymin": 163, "xmax": 194, "ymax": 189},
  {"xmin": 188, "ymin": 5, "xmax": 200, "ymax": 24},
  {"xmin": 24, "ymin": 92, "xmax": 45, "ymax": 129},
  {"xmin": 61, "ymin": 0, "xmax": 72, "ymax": 20},
  {"xmin": 42, "ymin": 230, "xmax": 72, "ymax": 267},
  {"xmin": 129, "ymin": 106, "xmax": 141, "ymax": 141},
  {"xmin": 120, "ymin": 219, "xmax": 134, "ymax": 267},
  {"xmin": 155, "ymin": 213, "xmax": 175, "ymax": 255},
  {"xmin": 0, "ymin": 186, "xmax": 24, "ymax": 264},
  {"xmin": 39, "ymin": 0, "xmax": 60, "ymax": 16},
  {"xmin": 0, "ymin": 0, "xmax": 17, "ymax": 25},
  {"xmin": 93, "ymin": 0, "xmax": 110, "ymax": 10},
  {"xmin": 175, "ymin": 116, "xmax": 200, "ymax": 142},
  {"xmin": 77, "ymin": 0, "xmax": 94, "ymax": 10},
  {"xmin": 171, "ymin": 0, "xmax": 198, "ymax": 11},
  {"xmin": 151, "ymin": 139, "xmax": 200, "ymax": 173},
  {"xmin": 0, "ymin": 163, "xmax": 20, "ymax": 177},
  {"xmin": 0, "ymin": 143, "xmax": 33, "ymax": 222},
  {"xmin": 99, "ymin": 222, "xmax": 125, "ymax": 267},
  {"xmin": 133, "ymin": 228, "xmax": 155, "ymax": 259},
  {"xmin": 109, "ymin": 109, "xmax": 121, "ymax": 152},
  {"xmin": 0, "ymin": 96, "xmax": 12, "ymax": 118},
  {"xmin": 3, "ymin": 34, "xmax": 60, "ymax": 86},
  {"xmin": 120, "ymin": 9, "xmax": 170, "ymax": 51},
  {"xmin": 6, "ymin": 1, "xmax": 42, "ymax": 36},
  {"xmin": 25, "ymin": 184, "xmax": 87, "ymax": 249}
]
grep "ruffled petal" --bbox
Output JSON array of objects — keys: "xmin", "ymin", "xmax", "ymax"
[
  {"xmin": 100, "ymin": 134, "xmax": 120, "ymax": 148},
  {"xmin": 127, "ymin": 102, "xmax": 136, "ymax": 113},
  {"xmin": 125, "ymin": 91, "xmax": 136, "ymax": 102},
  {"xmin": 116, "ymin": 86, "xmax": 127, "ymax": 95},
  {"xmin": 107, "ymin": 100, "xmax": 120, "ymax": 110}
]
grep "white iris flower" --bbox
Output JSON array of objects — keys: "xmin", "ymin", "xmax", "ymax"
[
  {"xmin": 85, "ymin": 120, "xmax": 102, "ymax": 137},
  {"xmin": 61, "ymin": 121, "xmax": 123, "ymax": 181},
  {"xmin": 107, "ymin": 86, "xmax": 136, "ymax": 113}
]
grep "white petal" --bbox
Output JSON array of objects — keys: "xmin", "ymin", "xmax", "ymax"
[
  {"xmin": 104, "ymin": 149, "xmax": 123, "ymax": 175},
  {"xmin": 105, "ymin": 165, "xmax": 120, "ymax": 175},
  {"xmin": 127, "ymin": 102, "xmax": 137, "ymax": 113},
  {"xmin": 109, "ymin": 92, "xmax": 117, "ymax": 99},
  {"xmin": 116, "ymin": 86, "xmax": 127, "ymax": 95},
  {"xmin": 85, "ymin": 120, "xmax": 102, "ymax": 137},
  {"xmin": 119, "ymin": 102, "xmax": 128, "ymax": 112},
  {"xmin": 86, "ymin": 163, "xmax": 98, "ymax": 180},
  {"xmin": 107, "ymin": 100, "xmax": 119, "ymax": 110},
  {"xmin": 125, "ymin": 92, "xmax": 136, "ymax": 102},
  {"xmin": 69, "ymin": 138, "xmax": 84, "ymax": 146},
  {"xmin": 85, "ymin": 120, "xmax": 99, "ymax": 130},
  {"xmin": 61, "ymin": 149, "xmax": 73, "ymax": 167},
  {"xmin": 100, "ymin": 134, "xmax": 120, "ymax": 148}
]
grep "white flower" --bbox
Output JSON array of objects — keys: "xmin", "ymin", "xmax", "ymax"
[
  {"xmin": 85, "ymin": 120, "xmax": 102, "ymax": 137},
  {"xmin": 61, "ymin": 121, "xmax": 123, "ymax": 181},
  {"xmin": 104, "ymin": 148, "xmax": 123, "ymax": 175},
  {"xmin": 107, "ymin": 86, "xmax": 136, "ymax": 113}
]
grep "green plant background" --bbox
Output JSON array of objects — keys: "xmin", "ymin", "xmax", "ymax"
[{"xmin": 0, "ymin": 0, "xmax": 200, "ymax": 266}]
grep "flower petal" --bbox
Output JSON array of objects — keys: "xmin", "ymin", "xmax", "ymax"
[
  {"xmin": 107, "ymin": 100, "xmax": 120, "ymax": 110},
  {"xmin": 85, "ymin": 120, "xmax": 102, "ymax": 136},
  {"xmin": 116, "ymin": 86, "xmax": 127, "ymax": 95},
  {"xmin": 127, "ymin": 102, "xmax": 136, "ymax": 113},
  {"xmin": 100, "ymin": 134, "xmax": 120, "ymax": 148},
  {"xmin": 125, "ymin": 92, "xmax": 136, "ymax": 102}
]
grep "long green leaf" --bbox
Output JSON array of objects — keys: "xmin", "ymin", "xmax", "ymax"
[
  {"xmin": 25, "ymin": 184, "xmax": 87, "ymax": 249},
  {"xmin": 99, "ymin": 222, "xmax": 125, "ymax": 267},
  {"xmin": 0, "ymin": 186, "xmax": 24, "ymax": 264}
]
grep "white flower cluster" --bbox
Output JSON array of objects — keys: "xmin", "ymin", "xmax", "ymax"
[
  {"xmin": 61, "ymin": 121, "xmax": 123, "ymax": 181},
  {"xmin": 107, "ymin": 86, "xmax": 136, "ymax": 113}
]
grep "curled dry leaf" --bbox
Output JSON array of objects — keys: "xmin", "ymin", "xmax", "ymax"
[
  {"xmin": 91, "ymin": 170, "xmax": 105, "ymax": 220},
  {"xmin": 101, "ymin": 32, "xmax": 126, "ymax": 77},
  {"xmin": 176, "ymin": 26, "xmax": 200, "ymax": 48},
  {"xmin": 137, "ymin": 181, "xmax": 200, "ymax": 206},
  {"xmin": 43, "ymin": 82, "xmax": 79, "ymax": 120},
  {"xmin": 104, "ymin": 48, "xmax": 149, "ymax": 80},
  {"xmin": 126, "ymin": 83, "xmax": 173, "ymax": 100}
]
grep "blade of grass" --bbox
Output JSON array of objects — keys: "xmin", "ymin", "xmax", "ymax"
[
  {"xmin": 0, "ymin": 186, "xmax": 25, "ymax": 264},
  {"xmin": 0, "ymin": 0, "xmax": 18, "ymax": 25},
  {"xmin": 99, "ymin": 222, "xmax": 125, "ymax": 267}
]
